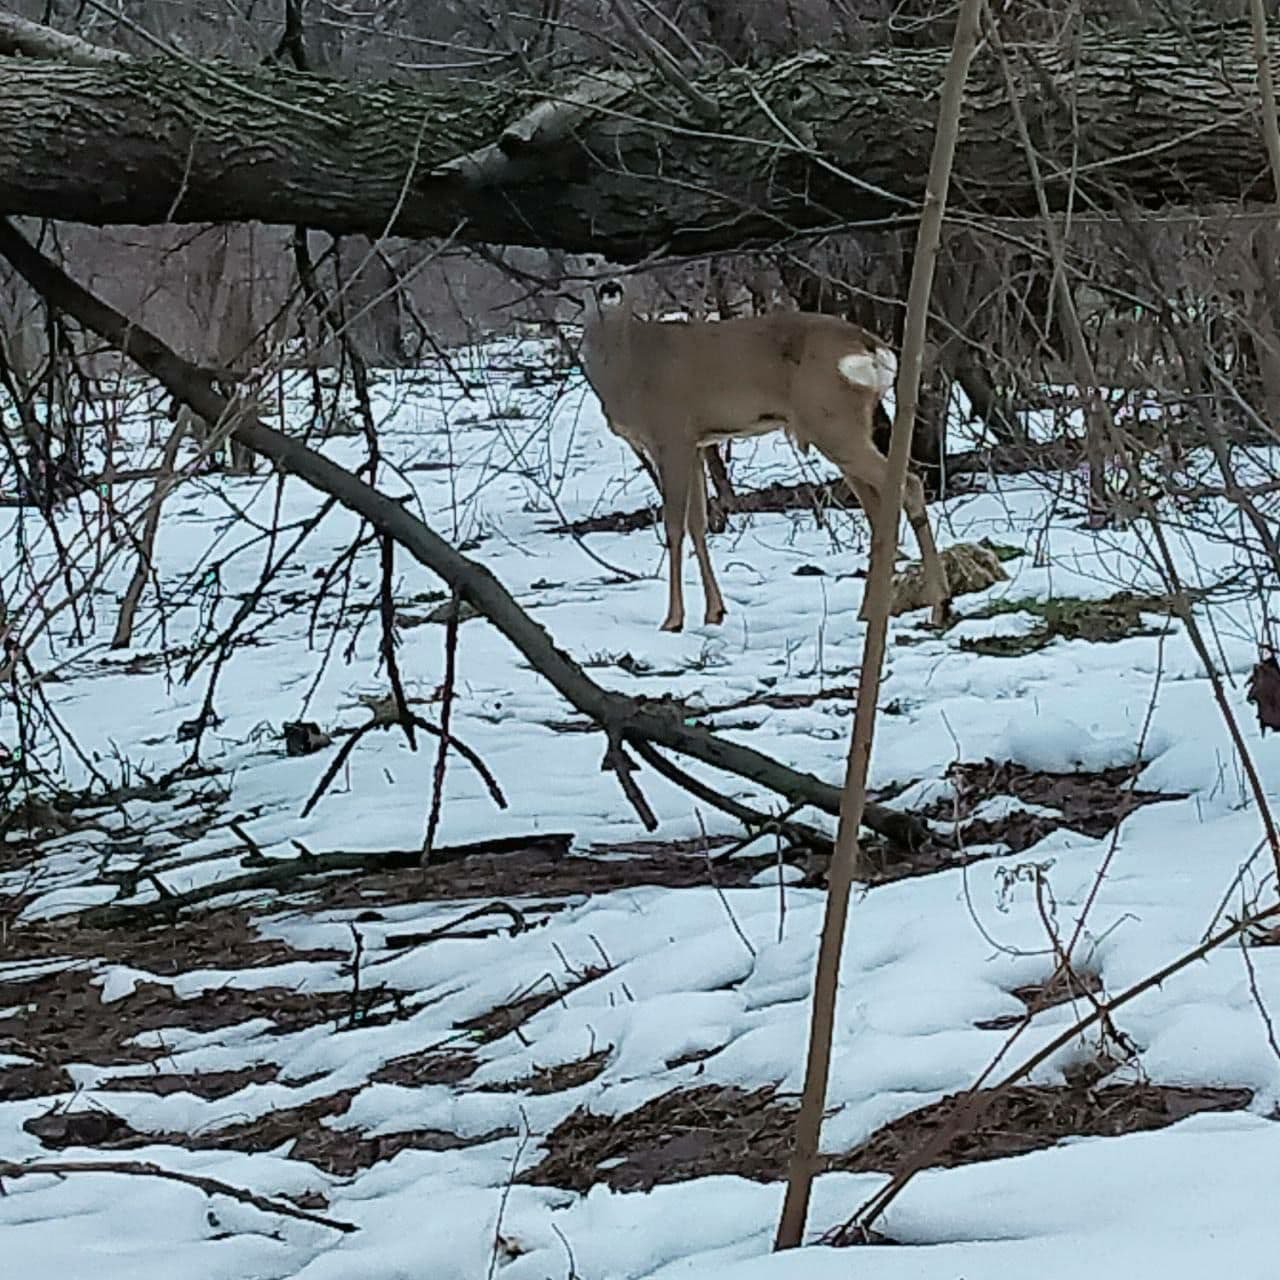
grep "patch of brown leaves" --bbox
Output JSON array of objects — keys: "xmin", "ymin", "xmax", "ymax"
[
  {"xmin": 520, "ymin": 1080, "xmax": 1252, "ymax": 1194},
  {"xmin": 22, "ymin": 1086, "xmax": 515, "ymax": 1178},
  {"xmin": 928, "ymin": 758, "xmax": 1182, "ymax": 855}
]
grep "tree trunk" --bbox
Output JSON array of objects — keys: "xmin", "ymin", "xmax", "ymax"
[{"xmin": 1, "ymin": 21, "xmax": 1277, "ymax": 257}]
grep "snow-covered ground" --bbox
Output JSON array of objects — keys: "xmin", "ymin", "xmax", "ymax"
[{"xmin": 2, "ymin": 338, "xmax": 1279, "ymax": 1278}]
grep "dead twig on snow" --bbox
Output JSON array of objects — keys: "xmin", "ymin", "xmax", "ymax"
[{"xmin": 0, "ymin": 1158, "xmax": 357, "ymax": 1233}]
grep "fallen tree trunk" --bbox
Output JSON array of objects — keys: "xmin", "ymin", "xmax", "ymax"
[
  {"xmin": 0, "ymin": 218, "xmax": 929, "ymax": 851},
  {"xmin": 0, "ymin": 21, "xmax": 1276, "ymax": 257}
]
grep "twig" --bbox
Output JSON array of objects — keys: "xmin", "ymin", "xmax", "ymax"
[
  {"xmin": 993, "ymin": 10, "xmax": 1280, "ymax": 877},
  {"xmin": 1141, "ymin": 513, "xmax": 1280, "ymax": 872},
  {"xmin": 110, "ymin": 419, "xmax": 187, "ymax": 649},
  {"xmin": 380, "ymin": 902, "xmax": 526, "ymax": 954},
  {"xmin": 629, "ymin": 739, "xmax": 832, "ymax": 853},
  {"xmin": 304, "ymin": 710, "xmax": 505, "ymax": 822},
  {"xmin": 301, "ymin": 720, "xmax": 379, "ymax": 817},
  {"xmin": 346, "ymin": 922, "xmax": 364, "ymax": 1029},
  {"xmin": 602, "ymin": 732, "xmax": 659, "ymax": 831},
  {"xmin": 1249, "ymin": 0, "xmax": 1280, "ymax": 210},
  {"xmin": 424, "ymin": 590, "xmax": 461, "ymax": 856},
  {"xmin": 77, "ymin": 832, "xmax": 566, "ymax": 928},
  {"xmin": 604, "ymin": 0, "xmax": 720, "ymax": 126},
  {"xmin": 379, "ymin": 536, "xmax": 417, "ymax": 751},
  {"xmin": 74, "ymin": 0, "xmax": 343, "ymax": 128},
  {"xmin": 695, "ymin": 809, "xmax": 755, "ymax": 958},
  {"xmin": 0, "ymin": 1158, "xmax": 357, "ymax": 1233},
  {"xmin": 486, "ymin": 1125, "xmax": 532, "ymax": 1280},
  {"xmin": 229, "ymin": 819, "xmax": 268, "ymax": 864}
]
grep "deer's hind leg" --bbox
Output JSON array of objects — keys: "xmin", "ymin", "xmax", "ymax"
[
  {"xmin": 841, "ymin": 475, "xmax": 883, "ymax": 623},
  {"xmin": 653, "ymin": 443, "xmax": 697, "ymax": 632},
  {"xmin": 822, "ymin": 433, "xmax": 952, "ymax": 627},
  {"xmin": 901, "ymin": 471, "xmax": 950, "ymax": 626},
  {"xmin": 689, "ymin": 447, "xmax": 727, "ymax": 625}
]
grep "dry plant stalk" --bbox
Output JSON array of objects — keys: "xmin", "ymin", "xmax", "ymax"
[
  {"xmin": 111, "ymin": 420, "xmax": 186, "ymax": 649},
  {"xmin": 773, "ymin": 0, "xmax": 986, "ymax": 1250}
]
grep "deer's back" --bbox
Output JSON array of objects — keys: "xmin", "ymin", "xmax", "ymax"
[{"xmin": 585, "ymin": 309, "xmax": 889, "ymax": 448}]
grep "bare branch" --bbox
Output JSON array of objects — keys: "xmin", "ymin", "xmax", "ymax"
[
  {"xmin": 605, "ymin": 0, "xmax": 721, "ymax": 126},
  {"xmin": 0, "ymin": 12, "xmax": 131, "ymax": 65},
  {"xmin": 0, "ymin": 1158, "xmax": 357, "ymax": 1233},
  {"xmin": 0, "ymin": 216, "xmax": 930, "ymax": 851}
]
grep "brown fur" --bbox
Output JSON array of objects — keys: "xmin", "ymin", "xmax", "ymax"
[{"xmin": 579, "ymin": 277, "xmax": 952, "ymax": 632}]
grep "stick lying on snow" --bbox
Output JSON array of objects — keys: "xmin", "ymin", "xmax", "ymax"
[
  {"xmin": 80, "ymin": 833, "xmax": 575, "ymax": 928},
  {"xmin": 0, "ymin": 219, "xmax": 932, "ymax": 855},
  {"xmin": 0, "ymin": 1158, "xmax": 358, "ymax": 1233}
]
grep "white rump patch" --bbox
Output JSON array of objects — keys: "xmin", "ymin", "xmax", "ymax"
[
  {"xmin": 838, "ymin": 347, "xmax": 897, "ymax": 395},
  {"xmin": 874, "ymin": 346, "xmax": 898, "ymax": 393}
]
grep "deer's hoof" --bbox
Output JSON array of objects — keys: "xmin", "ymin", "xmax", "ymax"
[
  {"xmin": 660, "ymin": 617, "xmax": 684, "ymax": 633},
  {"xmin": 705, "ymin": 606, "xmax": 726, "ymax": 626}
]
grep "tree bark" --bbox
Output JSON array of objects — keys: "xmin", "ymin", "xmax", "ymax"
[{"xmin": 0, "ymin": 21, "xmax": 1277, "ymax": 257}]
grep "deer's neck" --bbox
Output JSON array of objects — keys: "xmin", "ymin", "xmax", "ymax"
[{"xmin": 581, "ymin": 314, "xmax": 640, "ymax": 414}]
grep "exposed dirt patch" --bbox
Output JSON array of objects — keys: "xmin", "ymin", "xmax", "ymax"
[
  {"xmin": 8, "ymin": 911, "xmax": 345, "ymax": 975},
  {"xmin": 24, "ymin": 1106, "xmax": 141, "ymax": 1150},
  {"xmin": 114, "ymin": 980, "xmax": 410, "ymax": 1039},
  {"xmin": 0, "ymin": 967, "xmax": 164, "ymax": 1067},
  {"xmin": 665, "ymin": 1047, "xmax": 719, "ymax": 1071},
  {"xmin": 975, "ymin": 967, "xmax": 1105, "ymax": 1031},
  {"xmin": 706, "ymin": 684, "xmax": 860, "ymax": 716},
  {"xmin": 553, "ymin": 478, "xmax": 863, "ymax": 536},
  {"xmin": 956, "ymin": 591, "xmax": 1172, "ymax": 657},
  {"xmin": 520, "ymin": 1080, "xmax": 1252, "ymax": 1194},
  {"xmin": 552, "ymin": 469, "xmax": 999, "ymax": 539},
  {"xmin": 0, "ymin": 965, "xmax": 408, "ymax": 1074},
  {"xmin": 24, "ymin": 1086, "xmax": 512, "ymax": 1178},
  {"xmin": 0, "ymin": 1059, "xmax": 75, "ymax": 1101},
  {"xmin": 832, "ymin": 1082, "xmax": 1253, "ymax": 1175},
  {"xmin": 455, "ymin": 967, "xmax": 608, "ymax": 1044},
  {"xmin": 312, "ymin": 836, "xmax": 767, "ymax": 914},
  {"xmin": 477, "ymin": 1049, "xmax": 611, "ymax": 1095},
  {"xmin": 949, "ymin": 436, "xmax": 1087, "ymax": 479},
  {"xmin": 925, "ymin": 758, "xmax": 1182, "ymax": 855},
  {"xmin": 292, "ymin": 1124, "xmax": 516, "ymax": 1178},
  {"xmin": 96, "ymin": 1063, "xmax": 280, "ymax": 1099},
  {"xmin": 370, "ymin": 1048, "xmax": 478, "ymax": 1088},
  {"xmin": 847, "ymin": 836, "xmax": 968, "ymax": 886},
  {"xmin": 520, "ymin": 1086, "xmax": 791, "ymax": 1193}
]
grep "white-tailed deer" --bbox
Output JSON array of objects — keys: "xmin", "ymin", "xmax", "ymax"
[{"xmin": 579, "ymin": 276, "xmax": 951, "ymax": 632}]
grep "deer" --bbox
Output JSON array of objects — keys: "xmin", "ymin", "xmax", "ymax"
[{"xmin": 577, "ymin": 275, "xmax": 952, "ymax": 633}]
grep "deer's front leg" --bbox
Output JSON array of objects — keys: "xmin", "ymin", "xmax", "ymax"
[{"xmin": 689, "ymin": 447, "xmax": 726, "ymax": 625}]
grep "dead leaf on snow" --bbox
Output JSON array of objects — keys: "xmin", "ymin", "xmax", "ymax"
[{"xmin": 1246, "ymin": 654, "xmax": 1280, "ymax": 735}]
